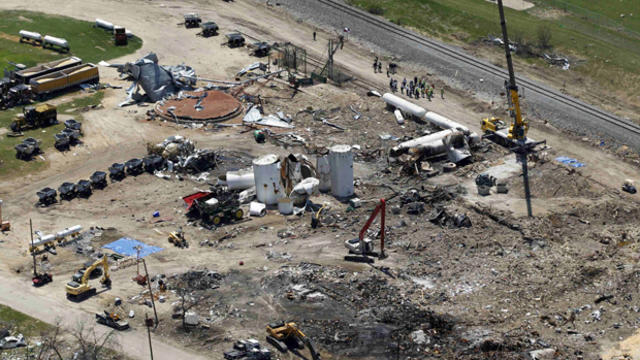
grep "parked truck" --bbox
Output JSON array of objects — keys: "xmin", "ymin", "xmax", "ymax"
[{"xmin": 10, "ymin": 103, "xmax": 57, "ymax": 132}]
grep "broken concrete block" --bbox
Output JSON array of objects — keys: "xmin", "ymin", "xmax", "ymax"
[{"xmin": 529, "ymin": 348, "xmax": 556, "ymax": 360}]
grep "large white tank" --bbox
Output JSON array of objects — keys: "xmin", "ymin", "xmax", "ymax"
[
  {"xmin": 328, "ymin": 145, "xmax": 354, "ymax": 198},
  {"xmin": 316, "ymin": 155, "xmax": 331, "ymax": 193},
  {"xmin": 55, "ymin": 225, "xmax": 82, "ymax": 239},
  {"xmin": 32, "ymin": 234, "xmax": 55, "ymax": 249},
  {"xmin": 252, "ymin": 154, "xmax": 284, "ymax": 205},
  {"xmin": 95, "ymin": 18, "xmax": 114, "ymax": 30},
  {"xmin": 382, "ymin": 93, "xmax": 427, "ymax": 119},
  {"xmin": 225, "ymin": 169, "xmax": 255, "ymax": 190},
  {"xmin": 43, "ymin": 35, "xmax": 69, "ymax": 49},
  {"xmin": 391, "ymin": 129, "xmax": 456, "ymax": 156},
  {"xmin": 424, "ymin": 112, "xmax": 481, "ymax": 145},
  {"xmin": 19, "ymin": 30, "xmax": 42, "ymax": 42}
]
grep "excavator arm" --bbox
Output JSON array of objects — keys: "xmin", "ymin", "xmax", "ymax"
[{"xmin": 358, "ymin": 199, "xmax": 386, "ymax": 258}]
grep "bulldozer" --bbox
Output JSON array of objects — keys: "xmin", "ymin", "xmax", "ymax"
[
  {"xmin": 66, "ymin": 256, "xmax": 111, "ymax": 301},
  {"xmin": 10, "ymin": 103, "xmax": 57, "ymax": 132},
  {"xmin": 266, "ymin": 322, "xmax": 321, "ymax": 360}
]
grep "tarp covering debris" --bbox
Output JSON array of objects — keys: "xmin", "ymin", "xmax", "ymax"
[{"xmin": 103, "ymin": 237, "xmax": 163, "ymax": 258}]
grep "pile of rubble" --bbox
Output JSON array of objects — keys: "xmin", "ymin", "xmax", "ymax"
[{"xmin": 148, "ymin": 135, "xmax": 217, "ymax": 174}]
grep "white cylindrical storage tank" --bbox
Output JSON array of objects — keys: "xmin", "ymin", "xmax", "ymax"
[
  {"xmin": 424, "ymin": 111, "xmax": 481, "ymax": 146},
  {"xmin": 391, "ymin": 129, "xmax": 455, "ymax": 156},
  {"xmin": 225, "ymin": 169, "xmax": 255, "ymax": 190},
  {"xmin": 252, "ymin": 154, "xmax": 284, "ymax": 205},
  {"xmin": 316, "ymin": 155, "xmax": 331, "ymax": 193},
  {"xmin": 68, "ymin": 225, "xmax": 83, "ymax": 234},
  {"xmin": 96, "ymin": 18, "xmax": 114, "ymax": 30},
  {"xmin": 329, "ymin": 145, "xmax": 354, "ymax": 198},
  {"xmin": 33, "ymin": 234, "xmax": 55, "ymax": 248},
  {"xmin": 43, "ymin": 35, "xmax": 69, "ymax": 49},
  {"xmin": 19, "ymin": 30, "xmax": 42, "ymax": 41},
  {"xmin": 382, "ymin": 93, "xmax": 427, "ymax": 119}
]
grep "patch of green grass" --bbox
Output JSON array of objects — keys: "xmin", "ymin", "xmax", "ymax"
[
  {"xmin": 0, "ymin": 91, "xmax": 104, "ymax": 179},
  {"xmin": 0, "ymin": 304, "xmax": 52, "ymax": 336},
  {"xmin": 347, "ymin": 0, "xmax": 640, "ymax": 108},
  {"xmin": 0, "ymin": 10, "xmax": 142, "ymax": 71}
]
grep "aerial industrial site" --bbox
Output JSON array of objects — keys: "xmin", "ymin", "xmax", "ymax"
[{"xmin": 0, "ymin": 0, "xmax": 639, "ymax": 359}]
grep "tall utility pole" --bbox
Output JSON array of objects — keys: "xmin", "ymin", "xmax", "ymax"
[
  {"xmin": 497, "ymin": 0, "xmax": 544, "ymax": 217},
  {"xmin": 141, "ymin": 258, "xmax": 159, "ymax": 328},
  {"xmin": 30, "ymin": 219, "xmax": 36, "ymax": 277}
]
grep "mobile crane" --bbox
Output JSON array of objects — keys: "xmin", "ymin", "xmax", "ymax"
[
  {"xmin": 266, "ymin": 321, "xmax": 321, "ymax": 360},
  {"xmin": 66, "ymin": 256, "xmax": 111, "ymax": 300},
  {"xmin": 495, "ymin": 0, "xmax": 544, "ymax": 217}
]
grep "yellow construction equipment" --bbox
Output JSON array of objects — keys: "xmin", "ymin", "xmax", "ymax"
[
  {"xmin": 480, "ymin": 116, "xmax": 506, "ymax": 134},
  {"xmin": 266, "ymin": 321, "xmax": 321, "ymax": 360},
  {"xmin": 66, "ymin": 256, "xmax": 111, "ymax": 301},
  {"xmin": 168, "ymin": 230, "xmax": 188, "ymax": 248}
]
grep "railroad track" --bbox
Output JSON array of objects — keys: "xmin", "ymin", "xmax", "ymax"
[{"xmin": 317, "ymin": 0, "xmax": 640, "ymax": 136}]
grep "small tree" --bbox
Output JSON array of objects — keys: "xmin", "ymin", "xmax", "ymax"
[
  {"xmin": 174, "ymin": 284, "xmax": 213, "ymax": 331},
  {"xmin": 537, "ymin": 25, "xmax": 552, "ymax": 50},
  {"xmin": 36, "ymin": 321, "xmax": 64, "ymax": 360},
  {"xmin": 71, "ymin": 321, "xmax": 117, "ymax": 360}
]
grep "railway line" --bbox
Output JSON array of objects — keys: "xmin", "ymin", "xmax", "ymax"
[{"xmin": 316, "ymin": 0, "xmax": 640, "ymax": 137}]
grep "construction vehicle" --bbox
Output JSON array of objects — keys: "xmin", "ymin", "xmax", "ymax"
[
  {"xmin": 494, "ymin": 0, "xmax": 545, "ymax": 217},
  {"xmin": 344, "ymin": 199, "xmax": 386, "ymax": 263},
  {"xmin": 1, "ymin": 84, "xmax": 31, "ymax": 110},
  {"xmin": 95, "ymin": 311, "xmax": 129, "ymax": 330},
  {"xmin": 10, "ymin": 103, "xmax": 57, "ymax": 132},
  {"xmin": 66, "ymin": 256, "xmax": 111, "ymax": 300},
  {"xmin": 185, "ymin": 191, "xmax": 244, "ymax": 226},
  {"xmin": 168, "ymin": 229, "xmax": 188, "ymax": 248},
  {"xmin": 224, "ymin": 339, "xmax": 271, "ymax": 360},
  {"xmin": 265, "ymin": 321, "xmax": 321, "ymax": 360},
  {"xmin": 481, "ymin": 116, "xmax": 506, "ymax": 134},
  {"xmin": 36, "ymin": 187, "xmax": 57, "ymax": 206},
  {"xmin": 15, "ymin": 137, "xmax": 40, "ymax": 160},
  {"xmin": 29, "ymin": 220, "xmax": 52, "ymax": 286}
]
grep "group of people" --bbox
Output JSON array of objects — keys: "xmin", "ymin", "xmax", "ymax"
[{"xmin": 388, "ymin": 75, "xmax": 444, "ymax": 101}]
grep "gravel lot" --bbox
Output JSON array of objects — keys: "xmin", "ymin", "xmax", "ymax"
[{"xmin": 266, "ymin": 0, "xmax": 640, "ymax": 150}]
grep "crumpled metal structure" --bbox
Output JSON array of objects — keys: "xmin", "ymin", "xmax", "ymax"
[{"xmin": 104, "ymin": 53, "xmax": 197, "ymax": 104}]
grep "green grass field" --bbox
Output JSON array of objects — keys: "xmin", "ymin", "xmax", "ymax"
[
  {"xmin": 0, "ymin": 304, "xmax": 52, "ymax": 336},
  {"xmin": 0, "ymin": 91, "xmax": 104, "ymax": 179},
  {"xmin": 0, "ymin": 10, "xmax": 142, "ymax": 70},
  {"xmin": 0, "ymin": 10, "xmax": 141, "ymax": 179},
  {"xmin": 348, "ymin": 0, "xmax": 640, "ymax": 99}
]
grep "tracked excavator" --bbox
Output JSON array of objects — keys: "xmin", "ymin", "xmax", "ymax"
[
  {"xmin": 266, "ymin": 321, "xmax": 321, "ymax": 360},
  {"xmin": 66, "ymin": 256, "xmax": 111, "ymax": 301},
  {"xmin": 344, "ymin": 199, "xmax": 386, "ymax": 263}
]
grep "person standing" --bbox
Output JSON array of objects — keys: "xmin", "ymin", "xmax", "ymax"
[
  {"xmin": 313, "ymin": 31, "xmax": 317, "ymax": 41},
  {"xmin": 377, "ymin": 62, "xmax": 382, "ymax": 74},
  {"xmin": 441, "ymin": 88, "xmax": 445, "ymax": 100}
]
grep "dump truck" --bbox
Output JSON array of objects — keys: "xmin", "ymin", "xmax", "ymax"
[
  {"xmin": 29, "ymin": 63, "xmax": 99, "ymax": 97},
  {"xmin": 15, "ymin": 137, "xmax": 40, "ymax": 160},
  {"xmin": 10, "ymin": 103, "xmax": 57, "ymax": 132},
  {"xmin": 36, "ymin": 188, "xmax": 57, "ymax": 206}
]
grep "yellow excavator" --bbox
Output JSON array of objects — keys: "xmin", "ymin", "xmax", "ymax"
[
  {"xmin": 66, "ymin": 256, "xmax": 111, "ymax": 300},
  {"xmin": 266, "ymin": 321, "xmax": 321, "ymax": 360}
]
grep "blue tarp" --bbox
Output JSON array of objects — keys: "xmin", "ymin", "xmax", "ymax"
[
  {"xmin": 555, "ymin": 156, "xmax": 585, "ymax": 168},
  {"xmin": 102, "ymin": 237, "xmax": 163, "ymax": 258}
]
